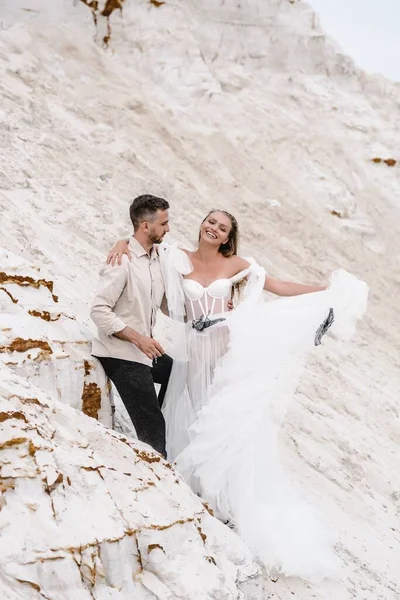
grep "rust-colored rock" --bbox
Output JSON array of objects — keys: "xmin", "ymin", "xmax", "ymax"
[
  {"xmin": 81, "ymin": 382, "xmax": 102, "ymax": 420},
  {"xmin": 16, "ymin": 580, "xmax": 41, "ymax": 593},
  {"xmin": 0, "ymin": 437, "xmax": 28, "ymax": 451},
  {"xmin": 133, "ymin": 448, "xmax": 161, "ymax": 464},
  {"xmin": 0, "ymin": 287, "xmax": 18, "ymax": 304},
  {"xmin": 102, "ymin": 0, "xmax": 124, "ymax": 18},
  {"xmin": 150, "ymin": 0, "xmax": 165, "ymax": 6},
  {"xmin": 20, "ymin": 397, "xmax": 43, "ymax": 407},
  {"xmin": 79, "ymin": 0, "xmax": 100, "ymax": 26},
  {"xmin": 202, "ymin": 502, "xmax": 214, "ymax": 517},
  {"xmin": 0, "ymin": 411, "xmax": 27, "ymax": 423},
  {"xmin": 0, "ymin": 338, "xmax": 53, "ymax": 359},
  {"xmin": 79, "ymin": 0, "xmax": 124, "ymax": 45},
  {"xmin": 29, "ymin": 441, "xmax": 38, "ymax": 456},
  {"xmin": 0, "ymin": 478, "xmax": 15, "ymax": 494},
  {"xmin": 0, "ymin": 272, "xmax": 58, "ymax": 302},
  {"xmin": 197, "ymin": 525, "xmax": 207, "ymax": 543},
  {"xmin": 150, "ymin": 517, "xmax": 195, "ymax": 532},
  {"xmin": 371, "ymin": 157, "xmax": 397, "ymax": 167},
  {"xmin": 28, "ymin": 310, "xmax": 61, "ymax": 322},
  {"xmin": 44, "ymin": 473, "xmax": 64, "ymax": 495},
  {"xmin": 148, "ymin": 543, "xmax": 165, "ymax": 553},
  {"xmin": 84, "ymin": 360, "xmax": 92, "ymax": 376}
]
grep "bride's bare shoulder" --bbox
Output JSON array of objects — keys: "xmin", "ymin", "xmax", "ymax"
[
  {"xmin": 228, "ymin": 255, "xmax": 251, "ymax": 273},
  {"xmin": 181, "ymin": 248, "xmax": 197, "ymax": 261}
]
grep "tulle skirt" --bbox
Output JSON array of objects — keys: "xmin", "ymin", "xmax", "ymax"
[
  {"xmin": 163, "ymin": 270, "xmax": 368, "ymax": 581},
  {"xmin": 163, "ymin": 317, "xmax": 230, "ymax": 460}
]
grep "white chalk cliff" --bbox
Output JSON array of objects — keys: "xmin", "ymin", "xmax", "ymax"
[
  {"xmin": 0, "ymin": 1, "xmax": 399, "ymax": 599},
  {"xmin": 0, "ymin": 365, "xmax": 257, "ymax": 599},
  {"xmin": 0, "ymin": 247, "xmax": 112, "ymax": 425}
]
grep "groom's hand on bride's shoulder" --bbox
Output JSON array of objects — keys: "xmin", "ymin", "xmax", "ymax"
[{"xmin": 107, "ymin": 239, "xmax": 131, "ymax": 266}]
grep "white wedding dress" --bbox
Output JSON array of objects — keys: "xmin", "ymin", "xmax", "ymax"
[{"xmin": 159, "ymin": 243, "xmax": 368, "ymax": 582}]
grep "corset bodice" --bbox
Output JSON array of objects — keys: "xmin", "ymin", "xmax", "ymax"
[{"xmin": 183, "ymin": 278, "xmax": 232, "ymax": 320}]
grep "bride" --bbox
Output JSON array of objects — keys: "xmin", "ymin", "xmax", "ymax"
[{"xmin": 109, "ymin": 209, "xmax": 368, "ymax": 582}]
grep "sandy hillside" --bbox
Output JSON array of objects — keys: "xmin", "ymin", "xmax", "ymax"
[{"xmin": 0, "ymin": 1, "xmax": 399, "ymax": 599}]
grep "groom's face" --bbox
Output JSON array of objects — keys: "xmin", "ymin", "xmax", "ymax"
[{"xmin": 148, "ymin": 209, "xmax": 170, "ymax": 244}]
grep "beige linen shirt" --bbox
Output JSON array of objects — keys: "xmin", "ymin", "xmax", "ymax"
[{"xmin": 91, "ymin": 237, "xmax": 165, "ymax": 366}]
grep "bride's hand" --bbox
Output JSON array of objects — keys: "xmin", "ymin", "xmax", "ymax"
[{"xmin": 107, "ymin": 239, "xmax": 130, "ymax": 266}]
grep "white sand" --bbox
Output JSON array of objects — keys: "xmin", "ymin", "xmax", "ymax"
[{"xmin": 0, "ymin": 1, "xmax": 399, "ymax": 598}]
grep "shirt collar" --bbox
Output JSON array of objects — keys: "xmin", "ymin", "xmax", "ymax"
[{"xmin": 128, "ymin": 237, "xmax": 158, "ymax": 261}]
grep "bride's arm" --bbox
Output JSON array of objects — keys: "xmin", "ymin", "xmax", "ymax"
[
  {"xmin": 264, "ymin": 275, "xmax": 327, "ymax": 296},
  {"xmin": 107, "ymin": 239, "xmax": 130, "ymax": 266}
]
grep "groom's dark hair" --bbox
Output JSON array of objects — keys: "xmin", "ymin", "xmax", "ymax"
[{"xmin": 130, "ymin": 194, "xmax": 169, "ymax": 230}]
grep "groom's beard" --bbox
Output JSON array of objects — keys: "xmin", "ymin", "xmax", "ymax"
[{"xmin": 149, "ymin": 232, "xmax": 166, "ymax": 244}]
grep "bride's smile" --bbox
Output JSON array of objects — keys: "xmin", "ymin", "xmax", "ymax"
[{"xmin": 200, "ymin": 212, "xmax": 231, "ymax": 246}]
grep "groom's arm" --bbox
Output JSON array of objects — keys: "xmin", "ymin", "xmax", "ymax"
[
  {"xmin": 90, "ymin": 258, "xmax": 130, "ymax": 336},
  {"xmin": 91, "ymin": 259, "xmax": 164, "ymax": 359}
]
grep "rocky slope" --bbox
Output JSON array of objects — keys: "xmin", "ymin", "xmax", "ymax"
[
  {"xmin": 0, "ymin": 247, "xmax": 112, "ymax": 425},
  {"xmin": 0, "ymin": 365, "xmax": 257, "ymax": 599}
]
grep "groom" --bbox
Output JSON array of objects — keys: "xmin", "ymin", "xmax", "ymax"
[{"xmin": 90, "ymin": 194, "xmax": 172, "ymax": 458}]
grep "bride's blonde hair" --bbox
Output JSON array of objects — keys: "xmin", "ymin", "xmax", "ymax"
[{"xmin": 199, "ymin": 209, "xmax": 239, "ymax": 257}]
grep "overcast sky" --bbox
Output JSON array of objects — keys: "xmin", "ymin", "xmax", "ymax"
[{"xmin": 309, "ymin": 0, "xmax": 400, "ymax": 82}]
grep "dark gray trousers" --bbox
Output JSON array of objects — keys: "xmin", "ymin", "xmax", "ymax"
[{"xmin": 96, "ymin": 355, "xmax": 173, "ymax": 459}]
